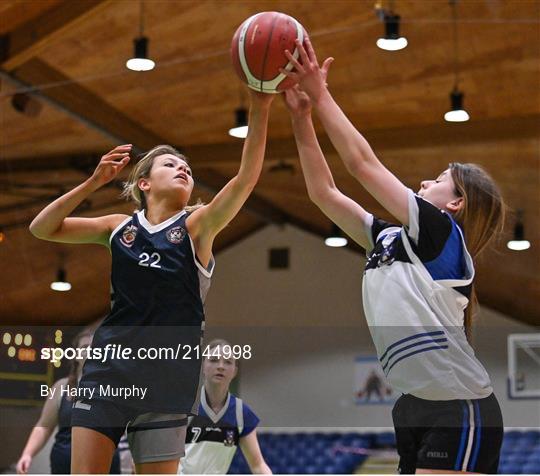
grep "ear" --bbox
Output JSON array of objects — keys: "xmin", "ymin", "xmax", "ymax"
[
  {"xmin": 138, "ymin": 177, "xmax": 150, "ymax": 193},
  {"xmin": 447, "ymin": 196, "xmax": 464, "ymax": 213}
]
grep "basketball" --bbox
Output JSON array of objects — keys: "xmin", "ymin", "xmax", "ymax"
[{"xmin": 231, "ymin": 11, "xmax": 307, "ymax": 93}]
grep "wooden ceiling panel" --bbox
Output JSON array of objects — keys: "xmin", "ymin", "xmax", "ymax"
[
  {"xmin": 0, "ymin": 78, "xmax": 115, "ymax": 159},
  {"xmin": 0, "ymin": 0, "xmax": 63, "ymax": 34},
  {"xmin": 0, "ymin": 1, "xmax": 538, "ymax": 326}
]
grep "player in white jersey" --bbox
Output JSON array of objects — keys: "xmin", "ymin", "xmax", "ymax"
[
  {"xmin": 181, "ymin": 339, "xmax": 271, "ymax": 474},
  {"xmin": 281, "ymin": 38, "xmax": 505, "ymax": 473},
  {"xmin": 29, "ymin": 89, "xmax": 274, "ymax": 474}
]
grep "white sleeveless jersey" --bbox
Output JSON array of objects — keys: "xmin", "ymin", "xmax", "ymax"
[
  {"xmin": 362, "ymin": 189, "xmax": 492, "ymax": 400},
  {"xmin": 180, "ymin": 387, "xmax": 260, "ymax": 474}
]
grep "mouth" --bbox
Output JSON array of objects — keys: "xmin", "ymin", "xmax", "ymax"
[
  {"xmin": 214, "ymin": 373, "xmax": 225, "ymax": 379},
  {"xmin": 174, "ymin": 174, "xmax": 188, "ymax": 183}
]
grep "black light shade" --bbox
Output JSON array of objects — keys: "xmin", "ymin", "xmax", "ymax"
[
  {"xmin": 507, "ymin": 213, "xmax": 530, "ymax": 251},
  {"xmin": 444, "ymin": 87, "xmax": 470, "ymax": 122},
  {"xmin": 134, "ymin": 36, "xmax": 149, "ymax": 58},
  {"xmin": 450, "ymin": 88, "xmax": 464, "ymax": 110},
  {"xmin": 514, "ymin": 222, "xmax": 525, "ymax": 241},
  {"xmin": 384, "ymin": 13, "xmax": 401, "ymax": 39},
  {"xmin": 235, "ymin": 108, "xmax": 248, "ymax": 127},
  {"xmin": 228, "ymin": 107, "xmax": 248, "ymax": 138},
  {"xmin": 51, "ymin": 267, "xmax": 71, "ymax": 291}
]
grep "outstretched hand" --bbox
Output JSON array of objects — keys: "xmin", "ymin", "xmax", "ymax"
[
  {"xmin": 283, "ymin": 85, "xmax": 312, "ymax": 118},
  {"xmin": 90, "ymin": 145, "xmax": 132, "ymax": 188},
  {"xmin": 280, "ymin": 36, "xmax": 334, "ymax": 104}
]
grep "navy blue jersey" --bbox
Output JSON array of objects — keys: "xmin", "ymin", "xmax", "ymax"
[{"xmin": 78, "ymin": 210, "xmax": 214, "ymax": 413}]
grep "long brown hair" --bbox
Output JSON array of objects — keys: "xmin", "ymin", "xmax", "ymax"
[
  {"xmin": 449, "ymin": 163, "xmax": 505, "ymax": 341},
  {"xmin": 121, "ymin": 144, "xmax": 203, "ymax": 211}
]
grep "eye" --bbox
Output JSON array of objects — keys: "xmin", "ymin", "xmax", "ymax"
[{"xmin": 165, "ymin": 163, "xmax": 174, "ymax": 167}]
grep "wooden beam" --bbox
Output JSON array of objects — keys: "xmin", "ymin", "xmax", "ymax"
[
  {"xmin": 4, "ymin": 59, "xmax": 164, "ymax": 150},
  {"xmin": 0, "ymin": 0, "xmax": 110, "ymax": 71},
  {"xmin": 186, "ymin": 113, "xmax": 540, "ymax": 166},
  {"xmin": 1, "ymin": 60, "xmax": 295, "ymax": 227}
]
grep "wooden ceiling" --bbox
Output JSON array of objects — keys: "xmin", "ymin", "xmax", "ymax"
[{"xmin": 0, "ymin": 0, "xmax": 538, "ymax": 326}]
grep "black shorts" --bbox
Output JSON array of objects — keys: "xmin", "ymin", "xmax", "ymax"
[{"xmin": 392, "ymin": 392, "xmax": 503, "ymax": 474}]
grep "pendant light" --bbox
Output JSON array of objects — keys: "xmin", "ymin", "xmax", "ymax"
[{"xmin": 126, "ymin": 1, "xmax": 155, "ymax": 72}]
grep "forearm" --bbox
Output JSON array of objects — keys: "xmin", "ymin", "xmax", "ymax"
[
  {"xmin": 20, "ymin": 426, "xmax": 53, "ymax": 458},
  {"xmin": 29, "ymin": 178, "xmax": 99, "ymax": 239},
  {"xmin": 250, "ymin": 462, "xmax": 272, "ymax": 474},
  {"xmin": 236, "ymin": 104, "xmax": 270, "ymax": 189},
  {"xmin": 313, "ymin": 89, "xmax": 378, "ymax": 176},
  {"xmin": 291, "ymin": 113, "xmax": 337, "ymax": 202}
]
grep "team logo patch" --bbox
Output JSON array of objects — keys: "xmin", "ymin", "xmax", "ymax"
[
  {"xmin": 166, "ymin": 226, "xmax": 186, "ymax": 244},
  {"xmin": 120, "ymin": 225, "xmax": 138, "ymax": 247},
  {"xmin": 224, "ymin": 429, "xmax": 235, "ymax": 447}
]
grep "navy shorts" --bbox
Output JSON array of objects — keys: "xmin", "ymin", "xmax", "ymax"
[
  {"xmin": 392, "ymin": 392, "xmax": 503, "ymax": 473},
  {"xmin": 71, "ymin": 398, "xmax": 187, "ymax": 464}
]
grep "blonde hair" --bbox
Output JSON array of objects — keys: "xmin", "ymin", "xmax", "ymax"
[
  {"xmin": 205, "ymin": 338, "xmax": 238, "ymax": 366},
  {"xmin": 121, "ymin": 144, "xmax": 203, "ymax": 212},
  {"xmin": 449, "ymin": 163, "xmax": 505, "ymax": 341}
]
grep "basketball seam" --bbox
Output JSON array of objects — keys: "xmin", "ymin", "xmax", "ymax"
[{"xmin": 259, "ymin": 13, "xmax": 279, "ymax": 92}]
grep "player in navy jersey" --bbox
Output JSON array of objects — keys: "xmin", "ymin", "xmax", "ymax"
[
  {"xmin": 180, "ymin": 339, "xmax": 271, "ymax": 474},
  {"xmin": 16, "ymin": 330, "xmax": 121, "ymax": 474},
  {"xmin": 281, "ymin": 38, "xmax": 505, "ymax": 474},
  {"xmin": 29, "ymin": 89, "xmax": 274, "ymax": 474}
]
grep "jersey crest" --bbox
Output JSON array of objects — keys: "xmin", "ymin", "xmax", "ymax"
[
  {"xmin": 120, "ymin": 225, "xmax": 138, "ymax": 247},
  {"xmin": 166, "ymin": 226, "xmax": 186, "ymax": 244},
  {"xmin": 224, "ymin": 429, "xmax": 235, "ymax": 446}
]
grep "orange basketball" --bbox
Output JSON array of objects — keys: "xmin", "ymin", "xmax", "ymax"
[{"xmin": 231, "ymin": 11, "xmax": 307, "ymax": 94}]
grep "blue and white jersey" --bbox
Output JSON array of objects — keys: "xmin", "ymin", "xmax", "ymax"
[
  {"xmin": 180, "ymin": 387, "xmax": 260, "ymax": 474},
  {"xmin": 362, "ymin": 189, "xmax": 492, "ymax": 400},
  {"xmin": 79, "ymin": 209, "xmax": 214, "ymax": 413}
]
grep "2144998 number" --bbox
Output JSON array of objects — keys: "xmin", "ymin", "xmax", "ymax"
[{"xmin": 181, "ymin": 344, "xmax": 252, "ymax": 360}]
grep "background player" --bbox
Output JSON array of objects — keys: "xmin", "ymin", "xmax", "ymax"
[
  {"xmin": 181, "ymin": 339, "xmax": 271, "ymax": 474},
  {"xmin": 281, "ymin": 38, "xmax": 505, "ymax": 474},
  {"xmin": 29, "ymin": 88, "xmax": 274, "ymax": 474},
  {"xmin": 16, "ymin": 329, "xmax": 121, "ymax": 474}
]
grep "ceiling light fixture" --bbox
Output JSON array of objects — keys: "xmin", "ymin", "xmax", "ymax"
[
  {"xmin": 376, "ymin": 12, "xmax": 408, "ymax": 51},
  {"xmin": 228, "ymin": 107, "xmax": 248, "ymax": 139},
  {"xmin": 375, "ymin": 2, "xmax": 407, "ymax": 52},
  {"xmin": 325, "ymin": 224, "xmax": 348, "ymax": 248},
  {"xmin": 507, "ymin": 210, "xmax": 531, "ymax": 251},
  {"xmin": 444, "ymin": 0, "xmax": 469, "ymax": 122},
  {"xmin": 126, "ymin": 1, "xmax": 155, "ymax": 72}
]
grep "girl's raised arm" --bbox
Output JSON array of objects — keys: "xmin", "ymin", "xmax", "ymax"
[{"xmin": 29, "ymin": 145, "xmax": 131, "ymax": 246}]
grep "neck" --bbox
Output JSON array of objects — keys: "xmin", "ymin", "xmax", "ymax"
[
  {"xmin": 205, "ymin": 383, "xmax": 229, "ymax": 412},
  {"xmin": 144, "ymin": 199, "xmax": 185, "ymax": 225}
]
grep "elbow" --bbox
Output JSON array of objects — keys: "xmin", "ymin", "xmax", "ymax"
[
  {"xmin": 29, "ymin": 220, "xmax": 49, "ymax": 240},
  {"xmin": 307, "ymin": 186, "xmax": 334, "ymax": 208},
  {"xmin": 345, "ymin": 158, "xmax": 368, "ymax": 182},
  {"xmin": 28, "ymin": 220, "xmax": 41, "ymax": 239}
]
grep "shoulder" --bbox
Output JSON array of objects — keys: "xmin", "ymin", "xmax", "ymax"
[{"xmin": 105, "ymin": 213, "xmax": 131, "ymax": 230}]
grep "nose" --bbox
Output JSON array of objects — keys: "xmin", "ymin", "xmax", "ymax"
[{"xmin": 420, "ymin": 180, "xmax": 431, "ymax": 189}]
